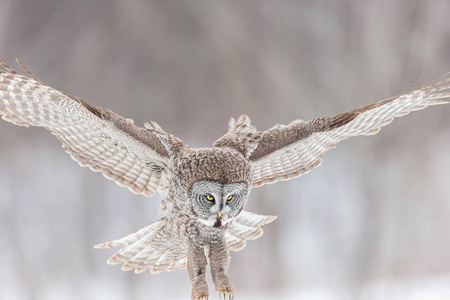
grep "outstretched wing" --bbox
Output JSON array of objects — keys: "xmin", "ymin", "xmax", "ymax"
[
  {"xmin": 0, "ymin": 60, "xmax": 170, "ymax": 197},
  {"xmin": 250, "ymin": 75, "xmax": 450, "ymax": 187}
]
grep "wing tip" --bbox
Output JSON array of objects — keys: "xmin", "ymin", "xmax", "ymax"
[{"xmin": 0, "ymin": 59, "xmax": 17, "ymax": 74}]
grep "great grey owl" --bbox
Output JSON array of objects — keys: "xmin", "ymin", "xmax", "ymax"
[{"xmin": 0, "ymin": 60, "xmax": 449, "ymax": 300}]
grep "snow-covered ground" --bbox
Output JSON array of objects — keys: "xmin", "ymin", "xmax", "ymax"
[
  {"xmin": 3, "ymin": 272, "xmax": 450, "ymax": 300},
  {"xmin": 239, "ymin": 273, "xmax": 450, "ymax": 300}
]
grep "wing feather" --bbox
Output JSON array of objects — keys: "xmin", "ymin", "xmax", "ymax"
[
  {"xmin": 250, "ymin": 76, "xmax": 450, "ymax": 187},
  {"xmin": 0, "ymin": 60, "xmax": 170, "ymax": 197}
]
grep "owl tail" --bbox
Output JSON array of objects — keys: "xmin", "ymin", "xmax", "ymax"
[
  {"xmin": 225, "ymin": 211, "xmax": 277, "ymax": 251},
  {"xmin": 94, "ymin": 211, "xmax": 276, "ymax": 274},
  {"xmin": 94, "ymin": 218, "xmax": 188, "ymax": 274}
]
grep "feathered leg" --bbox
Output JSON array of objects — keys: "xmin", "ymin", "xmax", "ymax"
[
  {"xmin": 210, "ymin": 239, "xmax": 234, "ymax": 300},
  {"xmin": 187, "ymin": 243, "xmax": 209, "ymax": 300}
]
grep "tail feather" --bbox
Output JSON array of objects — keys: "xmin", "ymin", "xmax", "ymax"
[
  {"xmin": 151, "ymin": 249, "xmax": 185, "ymax": 274},
  {"xmin": 122, "ymin": 248, "xmax": 157, "ymax": 271},
  {"xmin": 225, "ymin": 233, "xmax": 247, "ymax": 251},
  {"xmin": 95, "ymin": 218, "xmax": 188, "ymax": 274},
  {"xmin": 95, "ymin": 211, "xmax": 277, "ymax": 273},
  {"xmin": 135, "ymin": 251, "xmax": 165, "ymax": 273},
  {"xmin": 94, "ymin": 219, "xmax": 164, "ymax": 249},
  {"xmin": 102, "ymin": 220, "xmax": 165, "ymax": 265},
  {"xmin": 226, "ymin": 210, "xmax": 276, "ymax": 252},
  {"xmin": 234, "ymin": 211, "xmax": 277, "ymax": 228},
  {"xmin": 167, "ymin": 257, "xmax": 187, "ymax": 272},
  {"xmin": 228, "ymin": 222, "xmax": 263, "ymax": 240}
]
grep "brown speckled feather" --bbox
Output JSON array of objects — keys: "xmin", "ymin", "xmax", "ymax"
[
  {"xmin": 0, "ymin": 60, "xmax": 169, "ymax": 197},
  {"xmin": 249, "ymin": 76, "xmax": 450, "ymax": 187}
]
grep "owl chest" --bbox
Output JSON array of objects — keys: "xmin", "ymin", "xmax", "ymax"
[
  {"xmin": 187, "ymin": 221, "xmax": 226, "ymax": 247},
  {"xmin": 163, "ymin": 204, "xmax": 225, "ymax": 246}
]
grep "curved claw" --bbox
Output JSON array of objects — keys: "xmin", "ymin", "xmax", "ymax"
[
  {"xmin": 191, "ymin": 287, "xmax": 209, "ymax": 300},
  {"xmin": 218, "ymin": 292, "xmax": 234, "ymax": 300}
]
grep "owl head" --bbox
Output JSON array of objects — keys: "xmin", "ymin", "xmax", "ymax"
[
  {"xmin": 173, "ymin": 147, "xmax": 251, "ymax": 227},
  {"xmin": 191, "ymin": 180, "xmax": 247, "ymax": 227}
]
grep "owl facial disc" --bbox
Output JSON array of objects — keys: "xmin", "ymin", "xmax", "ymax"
[{"xmin": 191, "ymin": 180, "xmax": 247, "ymax": 227}]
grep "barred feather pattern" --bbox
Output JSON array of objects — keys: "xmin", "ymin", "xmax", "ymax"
[
  {"xmin": 225, "ymin": 211, "xmax": 277, "ymax": 251},
  {"xmin": 0, "ymin": 60, "xmax": 168, "ymax": 197},
  {"xmin": 94, "ymin": 211, "xmax": 276, "ymax": 273},
  {"xmin": 250, "ymin": 76, "xmax": 450, "ymax": 187},
  {"xmin": 95, "ymin": 219, "xmax": 187, "ymax": 274}
]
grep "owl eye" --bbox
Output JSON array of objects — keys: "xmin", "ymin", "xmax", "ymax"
[
  {"xmin": 206, "ymin": 194, "xmax": 215, "ymax": 201},
  {"xmin": 227, "ymin": 195, "xmax": 233, "ymax": 201}
]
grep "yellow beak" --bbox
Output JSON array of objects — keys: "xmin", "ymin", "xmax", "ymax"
[{"xmin": 217, "ymin": 212, "xmax": 222, "ymax": 219}]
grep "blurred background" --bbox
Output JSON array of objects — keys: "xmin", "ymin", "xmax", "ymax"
[{"xmin": 1, "ymin": 0, "xmax": 450, "ymax": 299}]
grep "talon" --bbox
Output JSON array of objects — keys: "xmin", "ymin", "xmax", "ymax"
[
  {"xmin": 218, "ymin": 291, "xmax": 234, "ymax": 300},
  {"xmin": 191, "ymin": 289, "xmax": 209, "ymax": 300}
]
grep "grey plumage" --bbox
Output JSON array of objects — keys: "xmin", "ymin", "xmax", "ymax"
[{"xmin": 0, "ymin": 60, "xmax": 449, "ymax": 299}]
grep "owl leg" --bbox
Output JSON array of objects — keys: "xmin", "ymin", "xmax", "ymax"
[
  {"xmin": 187, "ymin": 243, "xmax": 209, "ymax": 300},
  {"xmin": 209, "ymin": 241, "xmax": 234, "ymax": 300}
]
